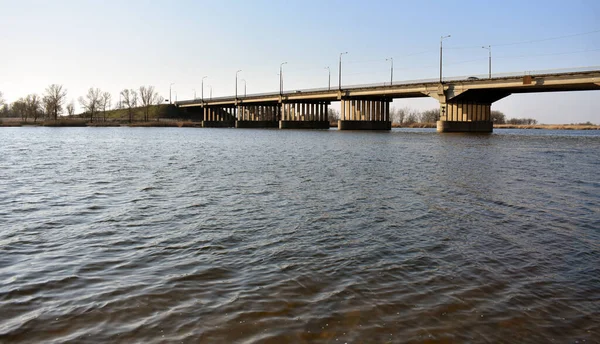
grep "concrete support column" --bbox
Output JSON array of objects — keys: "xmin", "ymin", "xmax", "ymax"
[
  {"xmin": 361, "ymin": 100, "xmax": 366, "ymax": 120},
  {"xmin": 437, "ymin": 101, "xmax": 493, "ymax": 132},
  {"xmin": 282, "ymin": 103, "xmax": 286, "ymax": 121},
  {"xmin": 318, "ymin": 103, "xmax": 322, "ymax": 121}
]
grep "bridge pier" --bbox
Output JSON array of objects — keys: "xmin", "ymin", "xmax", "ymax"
[
  {"xmin": 436, "ymin": 101, "xmax": 493, "ymax": 132},
  {"xmin": 338, "ymin": 99, "xmax": 391, "ymax": 130},
  {"xmin": 203, "ymin": 106, "xmax": 235, "ymax": 128},
  {"xmin": 236, "ymin": 104, "xmax": 279, "ymax": 128},
  {"xmin": 279, "ymin": 101, "xmax": 330, "ymax": 129}
]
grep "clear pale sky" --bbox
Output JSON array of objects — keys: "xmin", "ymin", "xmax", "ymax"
[{"xmin": 1, "ymin": 0, "xmax": 599, "ymax": 123}]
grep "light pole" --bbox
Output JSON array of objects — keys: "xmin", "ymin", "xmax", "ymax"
[
  {"xmin": 242, "ymin": 79, "xmax": 246, "ymax": 97},
  {"xmin": 482, "ymin": 45, "xmax": 492, "ymax": 79},
  {"xmin": 440, "ymin": 35, "xmax": 451, "ymax": 83},
  {"xmin": 235, "ymin": 69, "xmax": 242, "ymax": 99},
  {"xmin": 280, "ymin": 62, "xmax": 287, "ymax": 95},
  {"xmin": 201, "ymin": 76, "xmax": 207, "ymax": 102},
  {"xmin": 325, "ymin": 66, "xmax": 330, "ymax": 90},
  {"xmin": 339, "ymin": 51, "xmax": 348, "ymax": 90},
  {"xmin": 386, "ymin": 57, "xmax": 393, "ymax": 85},
  {"xmin": 169, "ymin": 83, "xmax": 175, "ymax": 104}
]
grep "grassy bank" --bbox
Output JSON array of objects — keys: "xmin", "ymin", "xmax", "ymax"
[
  {"xmin": 392, "ymin": 122, "xmax": 437, "ymax": 128},
  {"xmin": 0, "ymin": 118, "xmax": 201, "ymax": 128},
  {"xmin": 494, "ymin": 124, "xmax": 600, "ymax": 130}
]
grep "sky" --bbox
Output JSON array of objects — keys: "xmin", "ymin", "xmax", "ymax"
[{"xmin": 1, "ymin": 0, "xmax": 599, "ymax": 124}]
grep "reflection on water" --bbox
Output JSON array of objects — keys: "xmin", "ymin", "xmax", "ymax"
[{"xmin": 0, "ymin": 127, "xmax": 598, "ymax": 343}]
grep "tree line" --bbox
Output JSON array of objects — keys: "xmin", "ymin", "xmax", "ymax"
[
  {"xmin": 490, "ymin": 110, "xmax": 537, "ymax": 125},
  {"xmin": 0, "ymin": 85, "xmax": 164, "ymax": 123}
]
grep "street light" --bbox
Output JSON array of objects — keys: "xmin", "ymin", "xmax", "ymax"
[
  {"xmin": 235, "ymin": 69, "xmax": 242, "ymax": 99},
  {"xmin": 386, "ymin": 57, "xmax": 393, "ymax": 85},
  {"xmin": 241, "ymin": 79, "xmax": 246, "ymax": 97},
  {"xmin": 482, "ymin": 45, "xmax": 492, "ymax": 79},
  {"xmin": 325, "ymin": 66, "xmax": 330, "ymax": 91},
  {"xmin": 169, "ymin": 82, "xmax": 175, "ymax": 104},
  {"xmin": 280, "ymin": 62, "xmax": 287, "ymax": 95},
  {"xmin": 339, "ymin": 51, "xmax": 348, "ymax": 90},
  {"xmin": 201, "ymin": 76, "xmax": 207, "ymax": 102},
  {"xmin": 440, "ymin": 35, "xmax": 451, "ymax": 83}
]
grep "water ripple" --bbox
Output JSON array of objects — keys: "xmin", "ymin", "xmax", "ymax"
[{"xmin": 0, "ymin": 127, "xmax": 598, "ymax": 343}]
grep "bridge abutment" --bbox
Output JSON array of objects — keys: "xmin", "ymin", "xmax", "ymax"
[
  {"xmin": 437, "ymin": 101, "xmax": 493, "ymax": 133},
  {"xmin": 338, "ymin": 99, "xmax": 391, "ymax": 130}
]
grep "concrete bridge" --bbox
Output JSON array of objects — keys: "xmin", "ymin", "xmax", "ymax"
[{"xmin": 175, "ymin": 67, "xmax": 600, "ymax": 132}]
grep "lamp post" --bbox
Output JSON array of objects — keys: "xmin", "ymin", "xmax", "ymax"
[
  {"xmin": 325, "ymin": 66, "xmax": 331, "ymax": 91},
  {"xmin": 235, "ymin": 70, "xmax": 242, "ymax": 99},
  {"xmin": 339, "ymin": 51, "xmax": 348, "ymax": 90},
  {"xmin": 280, "ymin": 62, "xmax": 287, "ymax": 95},
  {"xmin": 386, "ymin": 57, "xmax": 393, "ymax": 85},
  {"xmin": 241, "ymin": 79, "xmax": 246, "ymax": 97},
  {"xmin": 169, "ymin": 82, "xmax": 175, "ymax": 104},
  {"xmin": 440, "ymin": 35, "xmax": 451, "ymax": 83},
  {"xmin": 201, "ymin": 76, "xmax": 207, "ymax": 102},
  {"xmin": 482, "ymin": 45, "xmax": 492, "ymax": 79}
]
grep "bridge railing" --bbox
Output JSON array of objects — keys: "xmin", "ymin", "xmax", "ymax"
[{"xmin": 176, "ymin": 66, "xmax": 600, "ymax": 104}]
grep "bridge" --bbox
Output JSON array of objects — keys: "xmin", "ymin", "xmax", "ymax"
[{"xmin": 175, "ymin": 67, "xmax": 600, "ymax": 132}]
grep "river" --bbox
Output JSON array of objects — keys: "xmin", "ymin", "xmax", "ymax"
[{"xmin": 0, "ymin": 127, "xmax": 598, "ymax": 343}]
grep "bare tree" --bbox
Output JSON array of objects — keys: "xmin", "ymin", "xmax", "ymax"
[
  {"xmin": 390, "ymin": 107, "xmax": 405, "ymax": 124},
  {"xmin": 79, "ymin": 88, "xmax": 102, "ymax": 122},
  {"xmin": 0, "ymin": 91, "xmax": 5, "ymax": 107},
  {"xmin": 120, "ymin": 89, "xmax": 138, "ymax": 123},
  {"xmin": 42, "ymin": 96, "xmax": 53, "ymax": 120},
  {"xmin": 420, "ymin": 109, "xmax": 439, "ymax": 123},
  {"xmin": 139, "ymin": 86, "xmax": 160, "ymax": 122},
  {"xmin": 66, "ymin": 101, "xmax": 75, "ymax": 117},
  {"xmin": 153, "ymin": 95, "xmax": 165, "ymax": 121},
  {"xmin": 12, "ymin": 99, "xmax": 27, "ymax": 121},
  {"xmin": 327, "ymin": 108, "xmax": 339, "ymax": 122},
  {"xmin": 101, "ymin": 92, "xmax": 112, "ymax": 122},
  {"xmin": 491, "ymin": 110, "xmax": 506, "ymax": 124},
  {"xmin": 25, "ymin": 94, "xmax": 42, "ymax": 122},
  {"xmin": 44, "ymin": 84, "xmax": 67, "ymax": 120}
]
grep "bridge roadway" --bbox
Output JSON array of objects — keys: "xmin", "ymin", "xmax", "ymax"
[{"xmin": 175, "ymin": 67, "xmax": 600, "ymax": 132}]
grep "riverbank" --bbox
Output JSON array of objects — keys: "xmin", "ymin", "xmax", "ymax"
[
  {"xmin": 494, "ymin": 124, "xmax": 600, "ymax": 130},
  {"xmin": 0, "ymin": 118, "xmax": 202, "ymax": 128},
  {"xmin": 2, "ymin": 118, "xmax": 598, "ymax": 130}
]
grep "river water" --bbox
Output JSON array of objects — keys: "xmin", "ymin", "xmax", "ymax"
[{"xmin": 0, "ymin": 127, "xmax": 598, "ymax": 343}]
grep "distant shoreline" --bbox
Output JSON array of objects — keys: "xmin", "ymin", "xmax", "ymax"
[{"xmin": 1, "ymin": 118, "xmax": 598, "ymax": 130}]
